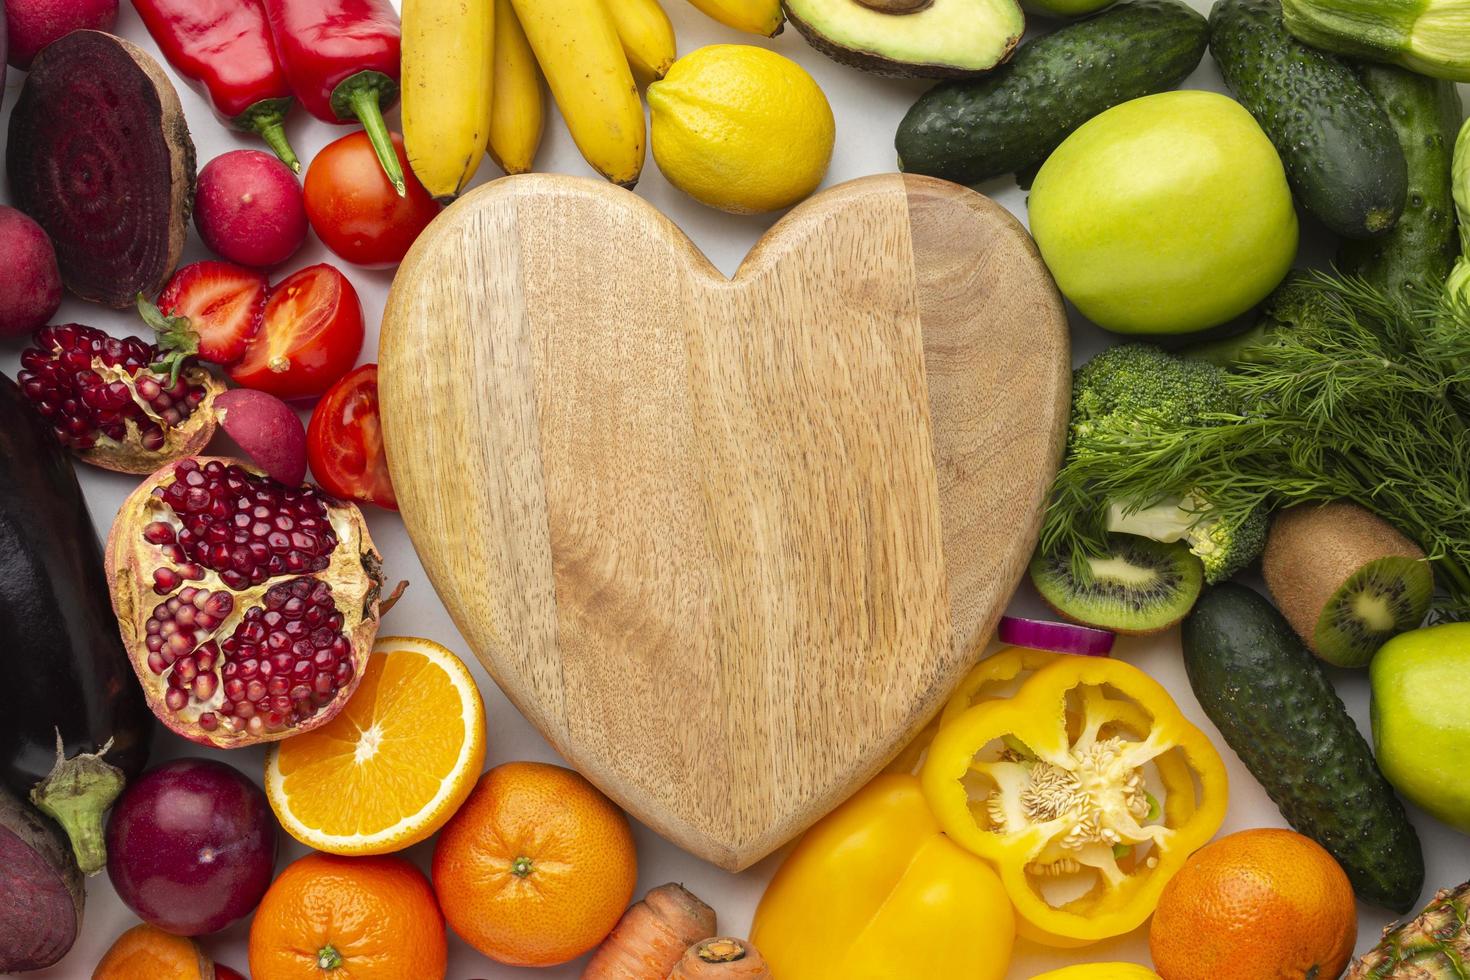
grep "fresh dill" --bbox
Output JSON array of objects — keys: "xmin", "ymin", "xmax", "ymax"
[{"xmin": 1041, "ymin": 274, "xmax": 1470, "ymax": 615}]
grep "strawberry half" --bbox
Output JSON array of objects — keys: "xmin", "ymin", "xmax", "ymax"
[{"xmin": 140, "ymin": 261, "xmax": 269, "ymax": 371}]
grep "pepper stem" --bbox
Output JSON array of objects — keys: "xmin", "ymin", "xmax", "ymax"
[
  {"xmin": 332, "ymin": 70, "xmax": 406, "ymax": 197},
  {"xmin": 236, "ymin": 97, "xmax": 301, "ymax": 173},
  {"xmin": 29, "ymin": 731, "xmax": 126, "ymax": 876}
]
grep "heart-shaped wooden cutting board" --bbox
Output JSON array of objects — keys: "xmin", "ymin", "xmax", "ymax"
[{"xmin": 379, "ymin": 172, "xmax": 1069, "ymax": 871}]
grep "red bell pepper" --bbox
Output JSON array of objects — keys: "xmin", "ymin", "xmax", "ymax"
[
  {"xmin": 263, "ymin": 0, "xmax": 406, "ymax": 196},
  {"xmin": 131, "ymin": 0, "xmax": 300, "ymax": 172}
]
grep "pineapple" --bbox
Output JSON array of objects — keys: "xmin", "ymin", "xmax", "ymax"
[{"xmin": 1348, "ymin": 881, "xmax": 1470, "ymax": 979}]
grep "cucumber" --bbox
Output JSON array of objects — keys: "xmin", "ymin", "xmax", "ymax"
[
  {"xmin": 1182, "ymin": 583, "xmax": 1424, "ymax": 913},
  {"xmin": 894, "ymin": 0, "xmax": 1207, "ymax": 186},
  {"xmin": 1340, "ymin": 67, "xmax": 1463, "ymax": 299},
  {"xmin": 1209, "ymin": 0, "xmax": 1408, "ymax": 240}
]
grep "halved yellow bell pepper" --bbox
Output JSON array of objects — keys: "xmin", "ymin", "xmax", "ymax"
[
  {"xmin": 884, "ymin": 646, "xmax": 1060, "ymax": 776},
  {"xmin": 922, "ymin": 656, "xmax": 1227, "ymax": 945},
  {"xmin": 1030, "ymin": 965, "xmax": 1163, "ymax": 980},
  {"xmin": 751, "ymin": 774, "xmax": 1015, "ymax": 980}
]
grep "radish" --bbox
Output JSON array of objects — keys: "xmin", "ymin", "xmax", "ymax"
[
  {"xmin": 214, "ymin": 388, "xmax": 308, "ymax": 485},
  {"xmin": 0, "ymin": 205, "xmax": 61, "ymax": 336},
  {"xmin": 5, "ymin": 32, "xmax": 193, "ymax": 308},
  {"xmin": 3, "ymin": 0, "xmax": 117, "ymax": 70},
  {"xmin": 195, "ymin": 150, "xmax": 308, "ymax": 269}
]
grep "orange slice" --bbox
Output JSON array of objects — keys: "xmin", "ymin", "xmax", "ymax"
[{"xmin": 265, "ymin": 636, "xmax": 486, "ymax": 855}]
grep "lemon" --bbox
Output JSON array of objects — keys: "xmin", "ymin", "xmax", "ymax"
[{"xmin": 647, "ymin": 45, "xmax": 835, "ymax": 214}]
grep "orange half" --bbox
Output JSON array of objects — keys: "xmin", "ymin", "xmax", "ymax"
[{"xmin": 265, "ymin": 636, "xmax": 487, "ymax": 855}]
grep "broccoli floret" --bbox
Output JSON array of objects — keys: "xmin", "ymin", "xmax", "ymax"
[
  {"xmin": 1070, "ymin": 344, "xmax": 1236, "ymax": 444},
  {"xmin": 1071, "ymin": 346, "xmax": 1266, "ymax": 583},
  {"xmin": 1107, "ymin": 494, "xmax": 1269, "ymax": 584}
]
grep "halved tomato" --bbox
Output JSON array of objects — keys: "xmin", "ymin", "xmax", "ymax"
[
  {"xmin": 229, "ymin": 264, "xmax": 364, "ymax": 401},
  {"xmin": 307, "ymin": 364, "xmax": 396, "ymax": 510}
]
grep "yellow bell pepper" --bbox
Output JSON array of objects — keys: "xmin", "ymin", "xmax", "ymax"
[
  {"xmin": 1030, "ymin": 965, "xmax": 1163, "ymax": 980},
  {"xmin": 884, "ymin": 646, "xmax": 1060, "ymax": 776},
  {"xmin": 751, "ymin": 774, "xmax": 1015, "ymax": 980},
  {"xmin": 922, "ymin": 656, "xmax": 1228, "ymax": 945}
]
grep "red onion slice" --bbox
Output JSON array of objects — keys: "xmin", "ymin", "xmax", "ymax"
[{"xmin": 998, "ymin": 615, "xmax": 1114, "ymax": 656}]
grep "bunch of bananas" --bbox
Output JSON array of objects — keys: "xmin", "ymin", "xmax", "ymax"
[{"xmin": 401, "ymin": 0, "xmax": 784, "ymax": 196}]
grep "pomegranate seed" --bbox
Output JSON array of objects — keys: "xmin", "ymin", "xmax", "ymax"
[
  {"xmin": 153, "ymin": 567, "xmax": 181, "ymax": 594},
  {"xmin": 143, "ymin": 522, "xmax": 176, "ymax": 544},
  {"xmin": 165, "ymin": 688, "xmax": 187, "ymax": 711},
  {"xmin": 193, "ymin": 674, "xmax": 217, "ymax": 700},
  {"xmin": 198, "ymin": 713, "xmax": 219, "ymax": 731}
]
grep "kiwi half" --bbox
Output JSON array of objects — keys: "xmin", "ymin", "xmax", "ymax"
[
  {"xmin": 1029, "ymin": 535, "xmax": 1204, "ymax": 634},
  {"xmin": 1262, "ymin": 503, "xmax": 1434, "ymax": 668}
]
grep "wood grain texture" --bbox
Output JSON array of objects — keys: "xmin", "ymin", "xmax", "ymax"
[{"xmin": 379, "ymin": 172, "xmax": 1069, "ymax": 870}]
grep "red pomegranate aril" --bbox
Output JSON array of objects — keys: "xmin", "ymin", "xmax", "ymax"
[{"xmin": 154, "ymin": 568, "xmax": 181, "ymax": 594}]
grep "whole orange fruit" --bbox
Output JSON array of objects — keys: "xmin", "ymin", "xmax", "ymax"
[
  {"xmin": 248, "ymin": 853, "xmax": 447, "ymax": 980},
  {"xmin": 432, "ymin": 761, "xmax": 638, "ymax": 966},
  {"xmin": 1149, "ymin": 828, "xmax": 1356, "ymax": 980}
]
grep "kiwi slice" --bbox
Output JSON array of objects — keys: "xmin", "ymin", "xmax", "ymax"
[
  {"xmin": 1029, "ymin": 535, "xmax": 1204, "ymax": 634},
  {"xmin": 1262, "ymin": 503, "xmax": 1433, "ymax": 668}
]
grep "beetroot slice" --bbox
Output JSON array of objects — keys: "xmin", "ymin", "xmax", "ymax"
[
  {"xmin": 0, "ymin": 786, "xmax": 83, "ymax": 973},
  {"xmin": 5, "ymin": 31, "xmax": 194, "ymax": 309}
]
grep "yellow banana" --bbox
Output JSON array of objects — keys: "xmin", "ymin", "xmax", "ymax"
[
  {"xmin": 402, "ymin": 0, "xmax": 495, "ymax": 200},
  {"xmin": 489, "ymin": 0, "xmax": 546, "ymax": 174},
  {"xmin": 606, "ymin": 0, "xmax": 677, "ymax": 85},
  {"xmin": 683, "ymin": 0, "xmax": 784, "ymax": 36},
  {"xmin": 510, "ymin": 0, "xmax": 645, "ymax": 187}
]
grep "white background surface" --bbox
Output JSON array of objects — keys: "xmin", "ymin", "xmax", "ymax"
[{"xmin": 3, "ymin": 0, "xmax": 1469, "ymax": 976}]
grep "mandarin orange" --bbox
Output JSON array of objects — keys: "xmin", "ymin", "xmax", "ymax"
[
  {"xmin": 248, "ymin": 853, "xmax": 447, "ymax": 980},
  {"xmin": 1149, "ymin": 828, "xmax": 1356, "ymax": 980},
  {"xmin": 432, "ymin": 761, "xmax": 638, "ymax": 966}
]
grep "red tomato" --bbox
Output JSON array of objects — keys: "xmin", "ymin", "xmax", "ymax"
[
  {"xmin": 307, "ymin": 364, "xmax": 397, "ymax": 510},
  {"xmin": 229, "ymin": 264, "xmax": 364, "ymax": 401},
  {"xmin": 304, "ymin": 131, "xmax": 441, "ymax": 267}
]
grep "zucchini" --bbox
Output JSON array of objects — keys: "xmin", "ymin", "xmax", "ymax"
[
  {"xmin": 894, "ymin": 0, "xmax": 1207, "ymax": 186},
  {"xmin": 1340, "ymin": 66, "xmax": 1463, "ymax": 299},
  {"xmin": 1181, "ymin": 583, "xmax": 1424, "ymax": 913},
  {"xmin": 1209, "ymin": 0, "xmax": 1408, "ymax": 239},
  {"xmin": 1280, "ymin": 0, "xmax": 1470, "ymax": 83}
]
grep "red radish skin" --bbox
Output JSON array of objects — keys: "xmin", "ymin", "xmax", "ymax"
[
  {"xmin": 215, "ymin": 388, "xmax": 308, "ymax": 485},
  {"xmin": 105, "ymin": 758, "xmax": 276, "ymax": 936},
  {"xmin": 5, "ymin": 31, "xmax": 194, "ymax": 308},
  {"xmin": 3, "ymin": 0, "xmax": 116, "ymax": 70},
  {"xmin": 0, "ymin": 205, "xmax": 61, "ymax": 336},
  {"xmin": 195, "ymin": 151, "xmax": 308, "ymax": 269}
]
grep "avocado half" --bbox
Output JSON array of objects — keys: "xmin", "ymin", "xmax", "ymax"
[{"xmin": 784, "ymin": 0, "xmax": 1024, "ymax": 77}]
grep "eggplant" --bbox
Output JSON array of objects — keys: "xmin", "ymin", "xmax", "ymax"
[
  {"xmin": 0, "ymin": 784, "xmax": 83, "ymax": 972},
  {"xmin": 0, "ymin": 371, "xmax": 152, "ymax": 874}
]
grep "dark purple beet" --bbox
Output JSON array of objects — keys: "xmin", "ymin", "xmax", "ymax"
[
  {"xmin": 105, "ymin": 758, "xmax": 276, "ymax": 936},
  {"xmin": 0, "ymin": 785, "xmax": 83, "ymax": 972},
  {"xmin": 5, "ymin": 30, "xmax": 195, "ymax": 308}
]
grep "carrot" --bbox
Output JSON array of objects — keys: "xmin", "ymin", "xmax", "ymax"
[
  {"xmin": 668, "ymin": 938, "xmax": 772, "ymax": 979},
  {"xmin": 582, "ymin": 882, "xmax": 718, "ymax": 979}
]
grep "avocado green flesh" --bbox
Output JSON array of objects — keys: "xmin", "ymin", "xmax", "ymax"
[{"xmin": 786, "ymin": 0, "xmax": 1024, "ymax": 72}]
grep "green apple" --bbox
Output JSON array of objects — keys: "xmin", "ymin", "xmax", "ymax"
[
  {"xmin": 1028, "ymin": 90, "xmax": 1299, "ymax": 335},
  {"xmin": 1371, "ymin": 622, "xmax": 1470, "ymax": 834}
]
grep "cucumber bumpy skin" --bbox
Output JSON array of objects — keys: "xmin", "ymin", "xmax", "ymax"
[
  {"xmin": 895, "ymin": 0, "xmax": 1208, "ymax": 186},
  {"xmin": 1209, "ymin": 0, "xmax": 1408, "ymax": 240},
  {"xmin": 1340, "ymin": 66, "xmax": 1463, "ymax": 299},
  {"xmin": 1182, "ymin": 583, "xmax": 1424, "ymax": 913}
]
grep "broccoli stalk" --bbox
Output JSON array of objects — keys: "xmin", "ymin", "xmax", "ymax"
[{"xmin": 1106, "ymin": 493, "xmax": 1268, "ymax": 584}]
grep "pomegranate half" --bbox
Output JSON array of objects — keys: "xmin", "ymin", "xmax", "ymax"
[
  {"xmin": 17, "ymin": 324, "xmax": 222, "ymax": 474},
  {"xmin": 106, "ymin": 457, "xmax": 384, "ymax": 748}
]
